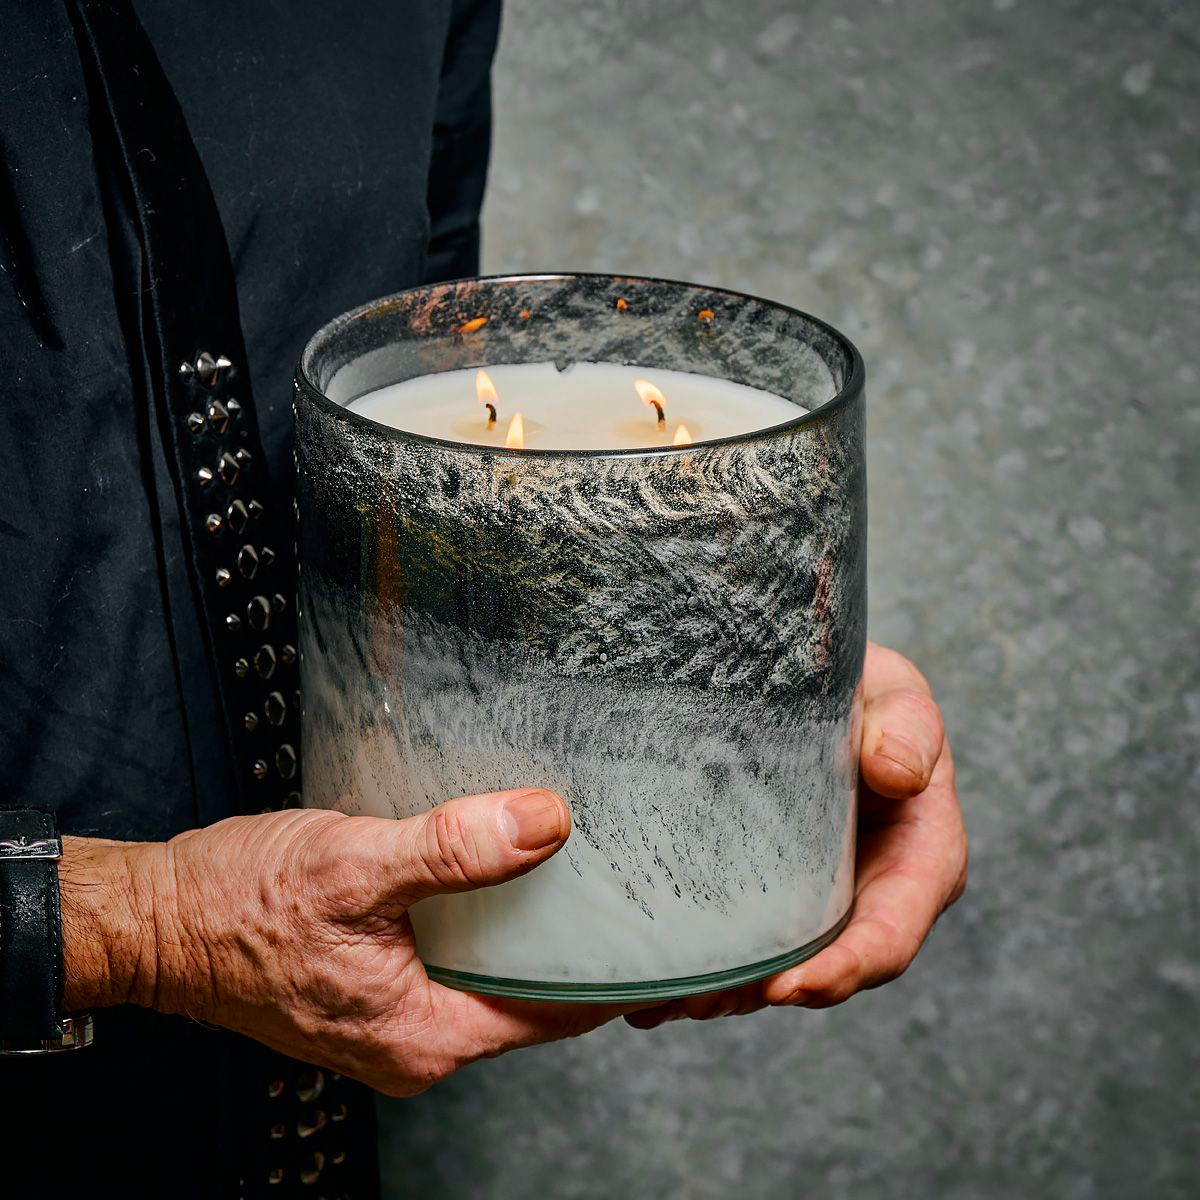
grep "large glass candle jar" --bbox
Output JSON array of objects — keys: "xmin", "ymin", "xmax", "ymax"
[{"xmin": 294, "ymin": 274, "xmax": 866, "ymax": 1002}]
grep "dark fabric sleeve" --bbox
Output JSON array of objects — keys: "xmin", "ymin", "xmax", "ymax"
[{"xmin": 421, "ymin": 0, "xmax": 502, "ymax": 283}]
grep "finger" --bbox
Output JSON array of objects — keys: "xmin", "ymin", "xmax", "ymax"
[
  {"xmin": 417, "ymin": 985, "xmax": 648, "ymax": 1079},
  {"xmin": 763, "ymin": 747, "xmax": 965, "ymax": 1008},
  {"xmin": 327, "ymin": 788, "xmax": 570, "ymax": 912},
  {"xmin": 625, "ymin": 981, "xmax": 767, "ymax": 1029},
  {"xmin": 861, "ymin": 642, "xmax": 945, "ymax": 798}
]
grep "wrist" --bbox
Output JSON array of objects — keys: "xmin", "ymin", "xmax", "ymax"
[{"xmin": 59, "ymin": 836, "xmax": 167, "ymax": 1012}]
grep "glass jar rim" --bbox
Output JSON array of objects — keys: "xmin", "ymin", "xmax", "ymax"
[{"xmin": 295, "ymin": 272, "xmax": 866, "ymax": 460}]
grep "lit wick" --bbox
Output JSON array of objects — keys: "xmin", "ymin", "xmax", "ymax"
[
  {"xmin": 476, "ymin": 369, "xmax": 499, "ymax": 428},
  {"xmin": 505, "ymin": 412, "xmax": 526, "ymax": 449},
  {"xmin": 634, "ymin": 379, "xmax": 667, "ymax": 430},
  {"xmin": 673, "ymin": 423, "xmax": 693, "ymax": 446}
]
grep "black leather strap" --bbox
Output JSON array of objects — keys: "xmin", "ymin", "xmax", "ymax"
[
  {"xmin": 0, "ymin": 810, "xmax": 64, "ymax": 1042},
  {"xmin": 61, "ymin": 4, "xmax": 378, "ymax": 1194},
  {"xmin": 68, "ymin": 0, "xmax": 303, "ymax": 817}
]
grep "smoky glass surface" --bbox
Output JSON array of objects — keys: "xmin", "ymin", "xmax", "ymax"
[{"xmin": 295, "ymin": 274, "xmax": 867, "ymax": 1002}]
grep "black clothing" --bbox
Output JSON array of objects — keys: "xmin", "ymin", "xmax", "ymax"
[{"xmin": 0, "ymin": 1, "xmax": 500, "ymax": 1195}]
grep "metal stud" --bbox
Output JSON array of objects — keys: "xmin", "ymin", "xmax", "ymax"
[
  {"xmin": 196, "ymin": 465, "xmax": 214, "ymax": 487},
  {"xmin": 235, "ymin": 447, "xmax": 252, "ymax": 465},
  {"xmin": 195, "ymin": 351, "xmax": 233, "ymax": 388},
  {"xmin": 299, "ymin": 1153, "xmax": 325, "ymax": 1186},
  {"xmin": 297, "ymin": 1110, "xmax": 327, "ymax": 1139},
  {"xmin": 270, "ymin": 1123, "xmax": 286, "ymax": 1140},
  {"xmin": 276, "ymin": 744, "xmax": 298, "ymax": 780},
  {"xmin": 248, "ymin": 499, "xmax": 265, "ymax": 520},
  {"xmin": 254, "ymin": 644, "xmax": 277, "ymax": 679},
  {"xmin": 268, "ymin": 1167, "xmax": 284, "ymax": 1185},
  {"xmin": 265, "ymin": 692, "xmax": 287, "ymax": 726},
  {"xmin": 225, "ymin": 614, "xmax": 241, "ymax": 633},
  {"xmin": 205, "ymin": 513, "xmax": 224, "ymax": 534},
  {"xmin": 331, "ymin": 1149, "xmax": 346, "ymax": 1166},
  {"xmin": 296, "ymin": 1069, "xmax": 325, "ymax": 1103},
  {"xmin": 253, "ymin": 759, "xmax": 269, "ymax": 781},
  {"xmin": 247, "ymin": 595, "xmax": 271, "ymax": 631},
  {"xmin": 280, "ymin": 644, "xmax": 297, "ymax": 665},
  {"xmin": 272, "ymin": 593, "xmax": 287, "ymax": 613},
  {"xmin": 187, "ymin": 411, "xmax": 205, "ymax": 434},
  {"xmin": 227, "ymin": 499, "xmax": 250, "ymax": 534},
  {"xmin": 267, "ymin": 1080, "xmax": 285, "ymax": 1099},
  {"xmin": 331, "ymin": 1104, "xmax": 348, "ymax": 1122},
  {"xmin": 207, "ymin": 398, "xmax": 230, "ymax": 435},
  {"xmin": 216, "ymin": 567, "xmax": 232, "ymax": 588},
  {"xmin": 260, "ymin": 545, "xmax": 277, "ymax": 567},
  {"xmin": 227, "ymin": 397, "xmax": 242, "ymax": 417},
  {"xmin": 218, "ymin": 451, "xmax": 240, "ymax": 486},
  {"xmin": 234, "ymin": 657, "xmax": 250, "ymax": 678},
  {"xmin": 238, "ymin": 544, "xmax": 259, "ymax": 579},
  {"xmin": 244, "ymin": 712, "xmax": 259, "ymax": 732}
]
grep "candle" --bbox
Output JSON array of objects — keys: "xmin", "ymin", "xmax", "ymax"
[
  {"xmin": 296, "ymin": 274, "xmax": 866, "ymax": 1001},
  {"xmin": 346, "ymin": 362, "xmax": 806, "ymax": 450}
]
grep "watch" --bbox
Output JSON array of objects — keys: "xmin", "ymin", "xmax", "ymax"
[{"xmin": 0, "ymin": 809, "xmax": 93, "ymax": 1053}]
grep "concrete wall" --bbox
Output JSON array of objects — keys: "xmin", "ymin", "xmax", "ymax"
[{"xmin": 379, "ymin": 2, "xmax": 1199, "ymax": 1195}]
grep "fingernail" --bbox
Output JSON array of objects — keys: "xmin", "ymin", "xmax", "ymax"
[
  {"xmin": 502, "ymin": 790, "xmax": 566, "ymax": 852},
  {"xmin": 875, "ymin": 732, "xmax": 925, "ymax": 779}
]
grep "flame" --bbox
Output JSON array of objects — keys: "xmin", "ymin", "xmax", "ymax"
[
  {"xmin": 505, "ymin": 412, "xmax": 525, "ymax": 449},
  {"xmin": 476, "ymin": 369, "xmax": 499, "ymax": 427},
  {"xmin": 673, "ymin": 423, "xmax": 693, "ymax": 446},
  {"xmin": 633, "ymin": 379, "xmax": 667, "ymax": 427}
]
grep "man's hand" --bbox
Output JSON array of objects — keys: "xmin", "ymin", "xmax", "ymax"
[
  {"xmin": 626, "ymin": 641, "xmax": 968, "ymax": 1027},
  {"xmin": 59, "ymin": 790, "xmax": 637, "ymax": 1095}
]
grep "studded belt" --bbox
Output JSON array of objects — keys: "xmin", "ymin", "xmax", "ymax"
[{"xmin": 68, "ymin": 2, "xmax": 379, "ymax": 1195}]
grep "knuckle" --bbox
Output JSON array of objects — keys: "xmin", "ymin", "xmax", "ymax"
[{"xmin": 425, "ymin": 808, "xmax": 485, "ymax": 888}]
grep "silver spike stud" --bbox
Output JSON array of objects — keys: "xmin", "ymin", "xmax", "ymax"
[
  {"xmin": 226, "ymin": 499, "xmax": 250, "ymax": 534},
  {"xmin": 244, "ymin": 712, "xmax": 260, "ymax": 732},
  {"xmin": 276, "ymin": 744, "xmax": 298, "ymax": 780},
  {"xmin": 235, "ymin": 447, "xmax": 252, "ymax": 465},
  {"xmin": 196, "ymin": 352, "xmax": 233, "ymax": 388},
  {"xmin": 215, "ymin": 567, "xmax": 233, "ymax": 587},
  {"xmin": 254, "ymin": 644, "xmax": 277, "ymax": 679},
  {"xmin": 248, "ymin": 499, "xmax": 265, "ymax": 520},
  {"xmin": 247, "ymin": 595, "xmax": 272, "ymax": 632},
  {"xmin": 225, "ymin": 613, "xmax": 242, "ymax": 633},
  {"xmin": 186, "ymin": 411, "xmax": 205, "ymax": 434},
  {"xmin": 197, "ymin": 465, "xmax": 214, "ymax": 487},
  {"xmin": 207, "ymin": 399, "xmax": 230, "ymax": 436},
  {"xmin": 218, "ymin": 452, "xmax": 240, "ymax": 487},
  {"xmin": 234, "ymin": 657, "xmax": 250, "ymax": 678},
  {"xmin": 265, "ymin": 692, "xmax": 287, "ymax": 726},
  {"xmin": 205, "ymin": 513, "xmax": 224, "ymax": 534},
  {"xmin": 280, "ymin": 644, "xmax": 296, "ymax": 665},
  {"xmin": 253, "ymin": 759, "xmax": 269, "ymax": 781},
  {"xmin": 237, "ymin": 544, "xmax": 259, "ymax": 579}
]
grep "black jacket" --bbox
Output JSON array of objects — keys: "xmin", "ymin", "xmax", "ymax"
[{"xmin": 0, "ymin": 2, "xmax": 499, "ymax": 1195}]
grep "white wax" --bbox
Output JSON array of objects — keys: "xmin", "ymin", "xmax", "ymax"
[{"xmin": 346, "ymin": 362, "xmax": 806, "ymax": 450}]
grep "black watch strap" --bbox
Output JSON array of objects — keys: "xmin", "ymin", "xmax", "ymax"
[{"xmin": 0, "ymin": 809, "xmax": 91, "ymax": 1052}]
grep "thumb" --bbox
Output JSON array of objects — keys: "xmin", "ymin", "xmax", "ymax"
[{"xmin": 377, "ymin": 787, "xmax": 570, "ymax": 909}]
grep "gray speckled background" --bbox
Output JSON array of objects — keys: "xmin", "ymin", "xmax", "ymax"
[{"xmin": 378, "ymin": 1, "xmax": 1200, "ymax": 1196}]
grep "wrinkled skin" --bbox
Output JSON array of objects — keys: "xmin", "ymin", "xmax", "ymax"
[{"xmin": 61, "ymin": 642, "xmax": 966, "ymax": 1095}]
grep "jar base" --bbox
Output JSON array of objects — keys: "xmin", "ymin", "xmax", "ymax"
[{"xmin": 423, "ymin": 905, "xmax": 854, "ymax": 1003}]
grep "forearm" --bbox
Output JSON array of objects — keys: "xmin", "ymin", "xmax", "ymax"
[{"xmin": 58, "ymin": 836, "xmax": 167, "ymax": 1012}]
